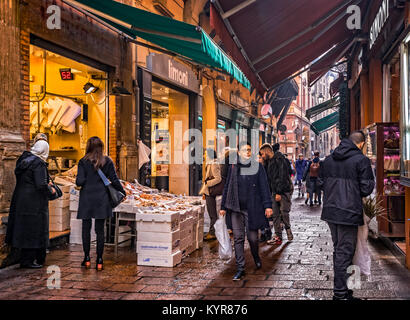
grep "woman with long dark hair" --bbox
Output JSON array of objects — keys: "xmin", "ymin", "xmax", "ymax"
[{"xmin": 76, "ymin": 136, "xmax": 125, "ymax": 270}]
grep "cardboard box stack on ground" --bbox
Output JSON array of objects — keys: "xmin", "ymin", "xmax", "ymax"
[
  {"xmin": 48, "ymin": 185, "xmax": 71, "ymax": 232},
  {"xmin": 68, "ymin": 186, "xmax": 96, "ymax": 244},
  {"xmin": 136, "ymin": 211, "xmax": 182, "ymax": 267}
]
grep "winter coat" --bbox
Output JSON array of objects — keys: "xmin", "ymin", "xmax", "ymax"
[
  {"xmin": 6, "ymin": 151, "xmax": 51, "ymax": 249},
  {"xmin": 199, "ymin": 160, "xmax": 222, "ymax": 196},
  {"xmin": 265, "ymin": 151, "xmax": 293, "ymax": 196},
  {"xmin": 221, "ymin": 161, "xmax": 272, "ymax": 231},
  {"xmin": 76, "ymin": 156, "xmax": 125, "ymax": 219},
  {"xmin": 303, "ymin": 159, "xmax": 322, "ymax": 193},
  {"xmin": 295, "ymin": 159, "xmax": 307, "ymax": 180},
  {"xmin": 319, "ymin": 138, "xmax": 375, "ymax": 226}
]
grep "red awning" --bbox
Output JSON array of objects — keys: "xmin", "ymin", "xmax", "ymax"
[{"xmin": 211, "ymin": 0, "xmax": 369, "ymax": 94}]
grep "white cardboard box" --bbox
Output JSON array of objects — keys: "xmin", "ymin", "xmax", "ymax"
[
  {"xmin": 137, "ymin": 229, "xmax": 180, "ymax": 243},
  {"xmin": 49, "ymin": 199, "xmax": 70, "ymax": 209},
  {"xmin": 137, "ymin": 250, "xmax": 182, "ymax": 267},
  {"xmin": 180, "ymin": 217, "xmax": 193, "ymax": 230},
  {"xmin": 69, "ymin": 200, "xmax": 79, "ymax": 211},
  {"xmin": 136, "ymin": 212, "xmax": 180, "ymax": 233},
  {"xmin": 49, "ymin": 206, "xmax": 69, "ymax": 217},
  {"xmin": 136, "ymin": 240, "xmax": 179, "ymax": 255}
]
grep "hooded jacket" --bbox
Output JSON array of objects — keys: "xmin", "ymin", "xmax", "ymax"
[
  {"xmin": 319, "ymin": 138, "xmax": 375, "ymax": 226},
  {"xmin": 265, "ymin": 151, "xmax": 293, "ymax": 195},
  {"xmin": 6, "ymin": 151, "xmax": 51, "ymax": 248}
]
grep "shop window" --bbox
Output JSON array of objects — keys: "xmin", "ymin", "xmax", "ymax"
[
  {"xmin": 151, "ymin": 81, "xmax": 189, "ymax": 195},
  {"xmin": 29, "ymin": 45, "xmax": 108, "ymax": 178}
]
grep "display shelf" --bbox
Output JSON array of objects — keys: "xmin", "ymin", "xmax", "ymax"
[{"xmin": 50, "ymin": 149, "xmax": 76, "ymax": 152}]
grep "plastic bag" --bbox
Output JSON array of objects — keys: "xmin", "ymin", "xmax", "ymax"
[
  {"xmin": 214, "ymin": 215, "xmax": 232, "ymax": 260},
  {"xmin": 352, "ymin": 215, "xmax": 371, "ymax": 276}
]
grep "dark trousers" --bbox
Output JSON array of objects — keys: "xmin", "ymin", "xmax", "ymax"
[
  {"xmin": 82, "ymin": 219, "xmax": 105, "ymax": 259},
  {"xmin": 231, "ymin": 211, "xmax": 259, "ymax": 272},
  {"xmin": 205, "ymin": 194, "xmax": 218, "ymax": 235},
  {"xmin": 327, "ymin": 222, "xmax": 358, "ymax": 297},
  {"xmin": 308, "ymin": 177, "xmax": 321, "ymax": 204},
  {"xmin": 272, "ymin": 193, "xmax": 292, "ymax": 238},
  {"xmin": 20, "ymin": 248, "xmax": 46, "ymax": 265}
]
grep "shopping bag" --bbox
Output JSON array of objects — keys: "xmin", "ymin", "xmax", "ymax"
[
  {"xmin": 214, "ymin": 215, "xmax": 232, "ymax": 260},
  {"xmin": 352, "ymin": 215, "xmax": 371, "ymax": 276}
]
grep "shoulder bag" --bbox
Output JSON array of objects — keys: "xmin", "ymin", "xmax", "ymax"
[
  {"xmin": 48, "ymin": 174, "xmax": 63, "ymax": 201},
  {"xmin": 97, "ymin": 169, "xmax": 126, "ymax": 208}
]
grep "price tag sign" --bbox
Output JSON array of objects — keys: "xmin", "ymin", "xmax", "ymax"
[{"xmin": 59, "ymin": 68, "xmax": 74, "ymax": 80}]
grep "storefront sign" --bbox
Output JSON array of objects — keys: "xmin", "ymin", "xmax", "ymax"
[
  {"xmin": 230, "ymin": 92, "xmax": 250, "ymax": 112},
  {"xmin": 369, "ymin": 0, "xmax": 389, "ymax": 49},
  {"xmin": 147, "ymin": 53, "xmax": 199, "ymax": 93}
]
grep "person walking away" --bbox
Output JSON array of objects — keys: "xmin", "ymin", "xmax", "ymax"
[
  {"xmin": 76, "ymin": 136, "xmax": 126, "ymax": 271},
  {"xmin": 319, "ymin": 131, "xmax": 374, "ymax": 300},
  {"xmin": 265, "ymin": 143, "xmax": 294, "ymax": 245},
  {"xmin": 199, "ymin": 148, "xmax": 223, "ymax": 241},
  {"xmin": 220, "ymin": 142, "xmax": 273, "ymax": 280},
  {"xmin": 5, "ymin": 133, "xmax": 56, "ymax": 268},
  {"xmin": 295, "ymin": 154, "xmax": 307, "ymax": 197},
  {"xmin": 304, "ymin": 151, "xmax": 322, "ymax": 206}
]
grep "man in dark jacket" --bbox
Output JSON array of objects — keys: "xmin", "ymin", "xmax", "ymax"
[
  {"xmin": 318, "ymin": 131, "xmax": 375, "ymax": 300},
  {"xmin": 260, "ymin": 143, "xmax": 294, "ymax": 245}
]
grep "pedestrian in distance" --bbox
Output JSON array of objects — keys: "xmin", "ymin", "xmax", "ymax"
[
  {"xmin": 220, "ymin": 141, "xmax": 273, "ymax": 281},
  {"xmin": 76, "ymin": 136, "xmax": 126, "ymax": 271},
  {"xmin": 262, "ymin": 143, "xmax": 294, "ymax": 245},
  {"xmin": 6, "ymin": 133, "xmax": 56, "ymax": 269},
  {"xmin": 318, "ymin": 131, "xmax": 375, "ymax": 300},
  {"xmin": 199, "ymin": 148, "xmax": 223, "ymax": 241},
  {"xmin": 303, "ymin": 151, "xmax": 322, "ymax": 206},
  {"xmin": 295, "ymin": 154, "xmax": 308, "ymax": 198}
]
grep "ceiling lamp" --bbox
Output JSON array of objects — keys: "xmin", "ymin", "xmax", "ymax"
[{"xmin": 83, "ymin": 82, "xmax": 98, "ymax": 94}]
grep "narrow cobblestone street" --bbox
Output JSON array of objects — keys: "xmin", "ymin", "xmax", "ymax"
[{"xmin": 0, "ymin": 195, "xmax": 409, "ymax": 300}]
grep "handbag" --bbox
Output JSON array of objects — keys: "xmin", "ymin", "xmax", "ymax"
[
  {"xmin": 48, "ymin": 175, "xmax": 63, "ymax": 201},
  {"xmin": 97, "ymin": 168, "xmax": 126, "ymax": 208},
  {"xmin": 208, "ymin": 177, "xmax": 226, "ymax": 197}
]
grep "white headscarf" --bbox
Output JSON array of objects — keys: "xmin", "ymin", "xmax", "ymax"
[{"xmin": 31, "ymin": 140, "xmax": 49, "ymax": 162}]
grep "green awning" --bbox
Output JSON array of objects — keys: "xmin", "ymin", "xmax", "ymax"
[
  {"xmin": 311, "ymin": 111, "xmax": 339, "ymax": 136},
  {"xmin": 305, "ymin": 96, "xmax": 339, "ymax": 120},
  {"xmin": 66, "ymin": 0, "xmax": 251, "ymax": 90}
]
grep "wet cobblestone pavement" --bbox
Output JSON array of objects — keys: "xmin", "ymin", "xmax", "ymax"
[{"xmin": 1, "ymin": 196, "xmax": 409, "ymax": 300}]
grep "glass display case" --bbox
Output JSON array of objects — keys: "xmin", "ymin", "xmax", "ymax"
[{"xmin": 364, "ymin": 122, "xmax": 405, "ymax": 237}]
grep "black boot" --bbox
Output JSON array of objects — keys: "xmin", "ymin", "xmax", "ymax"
[
  {"xmin": 96, "ymin": 257, "xmax": 104, "ymax": 271},
  {"xmin": 254, "ymin": 257, "xmax": 262, "ymax": 270},
  {"xmin": 232, "ymin": 270, "xmax": 245, "ymax": 281},
  {"xmin": 20, "ymin": 262, "xmax": 42, "ymax": 269},
  {"xmin": 81, "ymin": 255, "xmax": 91, "ymax": 269}
]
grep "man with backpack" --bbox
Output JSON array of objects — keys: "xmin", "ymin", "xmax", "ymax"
[{"xmin": 304, "ymin": 151, "xmax": 322, "ymax": 207}]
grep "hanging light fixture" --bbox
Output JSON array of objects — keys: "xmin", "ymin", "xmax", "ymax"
[{"xmin": 83, "ymin": 82, "xmax": 98, "ymax": 94}]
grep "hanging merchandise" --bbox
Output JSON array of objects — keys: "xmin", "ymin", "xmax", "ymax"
[
  {"xmin": 58, "ymin": 99, "xmax": 81, "ymax": 132},
  {"xmin": 138, "ymin": 140, "xmax": 151, "ymax": 169}
]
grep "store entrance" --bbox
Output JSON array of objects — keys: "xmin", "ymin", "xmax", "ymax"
[
  {"xmin": 29, "ymin": 45, "xmax": 108, "ymax": 179},
  {"xmin": 151, "ymin": 81, "xmax": 190, "ymax": 195}
]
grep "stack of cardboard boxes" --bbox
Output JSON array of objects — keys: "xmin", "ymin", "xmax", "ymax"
[
  {"xmin": 48, "ymin": 184, "xmax": 71, "ymax": 232},
  {"xmin": 68, "ymin": 186, "xmax": 96, "ymax": 244},
  {"xmin": 136, "ymin": 211, "xmax": 182, "ymax": 267}
]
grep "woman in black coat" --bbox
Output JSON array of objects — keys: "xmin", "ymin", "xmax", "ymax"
[
  {"xmin": 6, "ymin": 135, "xmax": 56, "ymax": 268},
  {"xmin": 76, "ymin": 136, "xmax": 125, "ymax": 270},
  {"xmin": 220, "ymin": 142, "xmax": 273, "ymax": 280}
]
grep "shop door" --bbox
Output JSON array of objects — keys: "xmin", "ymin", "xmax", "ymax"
[{"xmin": 151, "ymin": 81, "xmax": 189, "ymax": 195}]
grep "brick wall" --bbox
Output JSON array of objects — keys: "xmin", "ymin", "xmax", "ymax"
[{"xmin": 20, "ymin": 30, "xmax": 30, "ymax": 147}]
